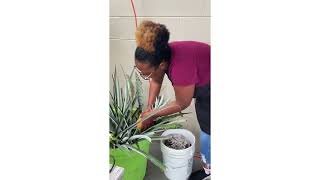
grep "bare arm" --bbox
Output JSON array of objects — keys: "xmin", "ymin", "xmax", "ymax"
[
  {"xmin": 138, "ymin": 84, "xmax": 195, "ymax": 130},
  {"xmin": 147, "ymin": 75, "xmax": 164, "ymax": 110},
  {"xmin": 153, "ymin": 84, "xmax": 195, "ymax": 118}
]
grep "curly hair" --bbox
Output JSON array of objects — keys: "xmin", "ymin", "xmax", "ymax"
[{"xmin": 135, "ymin": 21, "xmax": 171, "ymax": 67}]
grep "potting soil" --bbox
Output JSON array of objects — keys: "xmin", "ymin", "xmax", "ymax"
[{"xmin": 164, "ymin": 134, "xmax": 191, "ymax": 150}]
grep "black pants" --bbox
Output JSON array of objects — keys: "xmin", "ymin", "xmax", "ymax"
[{"xmin": 194, "ymin": 83, "xmax": 211, "ymax": 135}]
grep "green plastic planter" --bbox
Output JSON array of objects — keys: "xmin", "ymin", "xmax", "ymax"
[{"xmin": 110, "ymin": 140, "xmax": 150, "ymax": 180}]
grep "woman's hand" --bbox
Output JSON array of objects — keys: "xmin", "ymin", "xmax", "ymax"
[{"xmin": 136, "ymin": 109, "xmax": 156, "ymax": 131}]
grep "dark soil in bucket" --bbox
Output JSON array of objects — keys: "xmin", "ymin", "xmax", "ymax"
[{"xmin": 164, "ymin": 134, "xmax": 191, "ymax": 150}]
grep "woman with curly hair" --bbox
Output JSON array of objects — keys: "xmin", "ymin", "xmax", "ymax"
[{"xmin": 135, "ymin": 20, "xmax": 211, "ymax": 180}]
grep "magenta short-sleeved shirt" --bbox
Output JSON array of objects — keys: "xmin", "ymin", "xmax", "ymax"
[{"xmin": 166, "ymin": 41, "xmax": 211, "ymax": 87}]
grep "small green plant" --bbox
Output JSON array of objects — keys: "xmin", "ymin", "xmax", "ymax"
[{"xmin": 109, "ymin": 67, "xmax": 187, "ymax": 171}]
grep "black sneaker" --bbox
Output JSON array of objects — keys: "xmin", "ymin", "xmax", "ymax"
[{"xmin": 188, "ymin": 169, "xmax": 210, "ymax": 180}]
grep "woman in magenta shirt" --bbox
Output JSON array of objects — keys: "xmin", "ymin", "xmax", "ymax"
[{"xmin": 134, "ymin": 21, "xmax": 211, "ymax": 179}]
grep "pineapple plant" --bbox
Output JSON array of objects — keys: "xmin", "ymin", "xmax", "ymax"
[{"xmin": 109, "ymin": 66, "xmax": 187, "ymax": 180}]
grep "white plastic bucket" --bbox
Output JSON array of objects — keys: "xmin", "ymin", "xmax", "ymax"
[{"xmin": 161, "ymin": 129, "xmax": 195, "ymax": 180}]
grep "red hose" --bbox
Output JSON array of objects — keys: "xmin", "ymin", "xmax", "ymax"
[{"xmin": 130, "ymin": 0, "xmax": 138, "ymax": 29}]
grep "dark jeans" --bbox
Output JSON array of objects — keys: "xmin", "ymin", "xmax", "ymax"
[{"xmin": 194, "ymin": 83, "xmax": 211, "ymax": 135}]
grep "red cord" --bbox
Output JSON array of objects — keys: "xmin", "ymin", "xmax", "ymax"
[{"xmin": 130, "ymin": 0, "xmax": 138, "ymax": 29}]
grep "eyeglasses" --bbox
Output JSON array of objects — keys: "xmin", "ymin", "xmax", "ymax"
[{"xmin": 134, "ymin": 66, "xmax": 153, "ymax": 80}]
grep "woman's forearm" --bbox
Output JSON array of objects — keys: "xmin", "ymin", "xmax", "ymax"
[
  {"xmin": 150, "ymin": 84, "xmax": 194, "ymax": 118},
  {"xmin": 147, "ymin": 77, "xmax": 163, "ymax": 108},
  {"xmin": 153, "ymin": 101, "xmax": 185, "ymax": 118}
]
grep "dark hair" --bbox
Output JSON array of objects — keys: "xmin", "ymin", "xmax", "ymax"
[
  {"xmin": 135, "ymin": 45, "xmax": 171, "ymax": 68},
  {"xmin": 135, "ymin": 21, "xmax": 171, "ymax": 68}
]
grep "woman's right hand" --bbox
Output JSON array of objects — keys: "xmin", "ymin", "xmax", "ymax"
[{"xmin": 136, "ymin": 107, "xmax": 156, "ymax": 131}]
